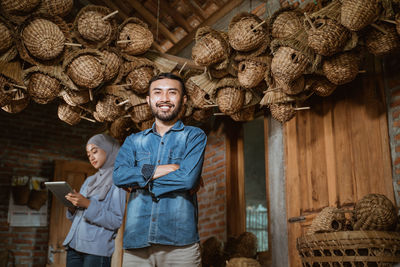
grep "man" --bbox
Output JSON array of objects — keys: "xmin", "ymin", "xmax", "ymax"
[{"xmin": 113, "ymin": 72, "xmax": 207, "ymax": 267}]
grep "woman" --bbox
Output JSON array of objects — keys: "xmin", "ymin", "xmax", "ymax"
[{"xmin": 63, "ymin": 134, "xmax": 126, "ymax": 267}]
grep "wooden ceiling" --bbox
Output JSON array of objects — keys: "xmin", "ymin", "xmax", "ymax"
[{"xmin": 80, "ymin": 0, "xmax": 245, "ymax": 55}]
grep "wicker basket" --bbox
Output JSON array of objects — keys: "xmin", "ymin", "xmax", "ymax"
[
  {"xmin": 216, "ymin": 78, "xmax": 245, "ymax": 115},
  {"xmin": 2, "ymin": 93, "xmax": 29, "ymax": 113},
  {"xmin": 269, "ymin": 102, "xmax": 296, "ymax": 123},
  {"xmin": 37, "ymin": 0, "xmax": 74, "ymax": 17},
  {"xmin": 64, "ymin": 49, "xmax": 105, "ymax": 89},
  {"xmin": 117, "ymin": 17, "xmax": 153, "ymax": 55},
  {"xmin": 27, "ymin": 189, "xmax": 47, "ymax": 210},
  {"xmin": 353, "ymin": 194, "xmax": 397, "ymax": 231},
  {"xmin": 322, "ymin": 52, "xmax": 359, "ymax": 85},
  {"xmin": 226, "ymin": 257, "xmax": 261, "ymax": 267},
  {"xmin": 58, "ymin": 103, "xmax": 82, "ymax": 125},
  {"xmin": 136, "ymin": 118, "xmax": 155, "ymax": 131},
  {"xmin": 238, "ymin": 56, "xmax": 270, "ymax": 89},
  {"xmin": 308, "ymin": 207, "xmax": 346, "ymax": 235},
  {"xmin": 130, "ymin": 103, "xmax": 153, "ymax": 123},
  {"xmin": 60, "ymin": 89, "xmax": 90, "ymax": 106},
  {"xmin": 1, "ymin": 0, "xmax": 40, "ymax": 15},
  {"xmin": 309, "ymin": 75, "xmax": 337, "ymax": 97},
  {"xmin": 101, "ymin": 48, "xmax": 122, "ymax": 82},
  {"xmin": 109, "ymin": 116, "xmax": 134, "ymax": 141},
  {"xmin": 122, "ymin": 57, "xmax": 158, "ymax": 95},
  {"xmin": 192, "ymin": 108, "xmax": 213, "ymax": 123},
  {"xmin": 0, "ymin": 21, "xmax": 13, "ymax": 54},
  {"xmin": 271, "ymin": 46, "xmax": 309, "ymax": 85},
  {"xmin": 0, "ymin": 75, "xmax": 14, "ymax": 107},
  {"xmin": 228, "ymin": 12, "xmax": 268, "ymax": 52},
  {"xmin": 270, "ymin": 8, "xmax": 304, "ymax": 39},
  {"xmin": 340, "ymin": 0, "xmax": 379, "ymax": 31},
  {"xmin": 185, "ymin": 76, "xmax": 214, "ymax": 109},
  {"xmin": 365, "ymin": 22, "xmax": 400, "ymax": 56},
  {"xmin": 306, "ymin": 18, "xmax": 350, "ymax": 57},
  {"xmin": 93, "ymin": 110, "xmax": 106, "ymax": 122},
  {"xmin": 297, "ymin": 231, "xmax": 400, "ymax": 266},
  {"xmin": 192, "ymin": 26, "xmax": 230, "ymax": 67},
  {"xmin": 278, "ymin": 75, "xmax": 305, "ymax": 96},
  {"xmin": 27, "ymin": 72, "xmax": 61, "ymax": 104},
  {"xmin": 95, "ymin": 94, "xmax": 125, "ymax": 122}
]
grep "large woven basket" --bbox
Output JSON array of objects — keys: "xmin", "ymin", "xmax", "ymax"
[
  {"xmin": 353, "ymin": 194, "xmax": 398, "ymax": 231},
  {"xmin": 322, "ymin": 52, "xmax": 359, "ymax": 85},
  {"xmin": 230, "ymin": 105, "xmax": 256, "ymax": 122},
  {"xmin": 270, "ymin": 7, "xmax": 303, "ymax": 39},
  {"xmin": 365, "ymin": 22, "xmax": 400, "ymax": 56},
  {"xmin": 136, "ymin": 118, "xmax": 155, "ymax": 131},
  {"xmin": 278, "ymin": 75, "xmax": 305, "ymax": 96},
  {"xmin": 306, "ymin": 18, "xmax": 350, "ymax": 57},
  {"xmin": 122, "ymin": 56, "xmax": 159, "ymax": 95},
  {"xmin": 0, "ymin": 21, "xmax": 13, "ymax": 54},
  {"xmin": 271, "ymin": 46, "xmax": 309, "ymax": 85},
  {"xmin": 226, "ymin": 257, "xmax": 261, "ymax": 267},
  {"xmin": 340, "ymin": 0, "xmax": 379, "ymax": 31},
  {"xmin": 309, "ymin": 75, "xmax": 337, "ymax": 97},
  {"xmin": 109, "ymin": 116, "xmax": 134, "ymax": 142},
  {"xmin": 308, "ymin": 207, "xmax": 346, "ymax": 235},
  {"xmin": 1, "ymin": 0, "xmax": 40, "ymax": 15},
  {"xmin": 192, "ymin": 26, "xmax": 230, "ymax": 67},
  {"xmin": 37, "ymin": 0, "xmax": 74, "ymax": 17},
  {"xmin": 228, "ymin": 12, "xmax": 268, "ymax": 52},
  {"xmin": 238, "ymin": 56, "xmax": 270, "ymax": 89},
  {"xmin": 269, "ymin": 102, "xmax": 296, "ymax": 123},
  {"xmin": 130, "ymin": 103, "xmax": 153, "ymax": 123},
  {"xmin": 95, "ymin": 94, "xmax": 125, "ymax": 122},
  {"xmin": 27, "ymin": 73, "xmax": 61, "ymax": 104},
  {"xmin": 0, "ymin": 75, "xmax": 14, "ymax": 107},
  {"xmin": 101, "ymin": 48, "xmax": 122, "ymax": 82},
  {"xmin": 57, "ymin": 103, "xmax": 82, "ymax": 125},
  {"xmin": 185, "ymin": 74, "xmax": 215, "ymax": 109},
  {"xmin": 297, "ymin": 231, "xmax": 400, "ymax": 266},
  {"xmin": 74, "ymin": 5, "xmax": 117, "ymax": 49},
  {"xmin": 117, "ymin": 17, "xmax": 153, "ymax": 55},
  {"xmin": 216, "ymin": 78, "xmax": 245, "ymax": 115},
  {"xmin": 64, "ymin": 49, "xmax": 105, "ymax": 89},
  {"xmin": 60, "ymin": 89, "xmax": 90, "ymax": 106}
]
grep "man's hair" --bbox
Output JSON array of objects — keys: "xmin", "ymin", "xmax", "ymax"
[{"xmin": 148, "ymin": 72, "xmax": 187, "ymax": 96}]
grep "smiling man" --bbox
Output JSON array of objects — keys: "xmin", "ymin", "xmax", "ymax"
[{"xmin": 113, "ymin": 72, "xmax": 207, "ymax": 267}]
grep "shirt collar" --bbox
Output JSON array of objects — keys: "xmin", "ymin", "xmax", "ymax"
[{"xmin": 143, "ymin": 120, "xmax": 184, "ymax": 135}]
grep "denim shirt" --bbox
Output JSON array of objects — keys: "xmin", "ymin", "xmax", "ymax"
[
  {"xmin": 113, "ymin": 120, "xmax": 207, "ymax": 249},
  {"xmin": 63, "ymin": 176, "xmax": 127, "ymax": 257}
]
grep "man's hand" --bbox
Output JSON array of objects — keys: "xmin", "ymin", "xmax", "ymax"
[
  {"xmin": 65, "ymin": 190, "xmax": 91, "ymax": 209},
  {"xmin": 152, "ymin": 164, "xmax": 180, "ymax": 180}
]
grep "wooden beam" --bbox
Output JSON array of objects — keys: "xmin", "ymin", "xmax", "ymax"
[
  {"xmin": 145, "ymin": 50, "xmax": 203, "ymax": 70},
  {"xmin": 186, "ymin": 0, "xmax": 207, "ymax": 20},
  {"xmin": 168, "ymin": 0, "xmax": 244, "ymax": 55},
  {"xmin": 158, "ymin": 1, "xmax": 192, "ymax": 33},
  {"xmin": 125, "ymin": 0, "xmax": 179, "ymax": 44}
]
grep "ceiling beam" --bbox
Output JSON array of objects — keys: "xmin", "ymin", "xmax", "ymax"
[
  {"xmin": 158, "ymin": 1, "xmax": 192, "ymax": 33},
  {"xmin": 186, "ymin": 0, "xmax": 206, "ymax": 20}
]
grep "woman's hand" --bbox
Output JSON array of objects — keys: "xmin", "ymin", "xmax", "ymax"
[{"xmin": 65, "ymin": 190, "xmax": 91, "ymax": 209}]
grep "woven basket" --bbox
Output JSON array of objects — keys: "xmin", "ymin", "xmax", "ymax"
[
  {"xmin": 226, "ymin": 257, "xmax": 261, "ymax": 267},
  {"xmin": 136, "ymin": 118, "xmax": 155, "ymax": 131},
  {"xmin": 192, "ymin": 26, "xmax": 230, "ymax": 67},
  {"xmin": 365, "ymin": 22, "xmax": 400, "ymax": 56},
  {"xmin": 306, "ymin": 18, "xmax": 350, "ymax": 57},
  {"xmin": 1, "ymin": 0, "xmax": 40, "ymax": 15},
  {"xmin": 270, "ymin": 8, "xmax": 303, "ymax": 39},
  {"xmin": 130, "ymin": 103, "xmax": 152, "ymax": 123},
  {"xmin": 117, "ymin": 17, "xmax": 153, "ymax": 55},
  {"xmin": 278, "ymin": 75, "xmax": 305, "ymax": 96},
  {"xmin": 231, "ymin": 105, "xmax": 256, "ymax": 122},
  {"xmin": 192, "ymin": 108, "xmax": 213, "ymax": 122},
  {"xmin": 216, "ymin": 78, "xmax": 245, "ymax": 115},
  {"xmin": 58, "ymin": 103, "xmax": 82, "ymax": 125},
  {"xmin": 353, "ymin": 194, "xmax": 397, "ymax": 231},
  {"xmin": 322, "ymin": 52, "xmax": 359, "ymax": 85},
  {"xmin": 310, "ymin": 76, "xmax": 337, "ymax": 97},
  {"xmin": 341, "ymin": 0, "xmax": 379, "ymax": 31},
  {"xmin": 238, "ymin": 56, "xmax": 270, "ymax": 89},
  {"xmin": 27, "ymin": 73, "xmax": 61, "ymax": 104},
  {"xmin": 95, "ymin": 94, "xmax": 125, "ymax": 122},
  {"xmin": 93, "ymin": 110, "xmax": 106, "ymax": 122},
  {"xmin": 0, "ymin": 21, "xmax": 13, "ymax": 54},
  {"xmin": 297, "ymin": 231, "xmax": 400, "ymax": 266},
  {"xmin": 64, "ymin": 49, "xmax": 105, "ymax": 89},
  {"xmin": 101, "ymin": 48, "xmax": 122, "ymax": 82},
  {"xmin": 27, "ymin": 189, "xmax": 47, "ymax": 210},
  {"xmin": 185, "ymin": 77, "xmax": 213, "ymax": 109},
  {"xmin": 228, "ymin": 12, "xmax": 268, "ymax": 52},
  {"xmin": 0, "ymin": 75, "xmax": 14, "ymax": 107},
  {"xmin": 60, "ymin": 89, "xmax": 90, "ymax": 106},
  {"xmin": 38, "ymin": 0, "xmax": 74, "ymax": 17},
  {"xmin": 109, "ymin": 116, "xmax": 134, "ymax": 141},
  {"xmin": 271, "ymin": 46, "xmax": 309, "ymax": 85},
  {"xmin": 121, "ymin": 56, "xmax": 158, "ymax": 95},
  {"xmin": 269, "ymin": 103, "xmax": 296, "ymax": 123},
  {"xmin": 308, "ymin": 207, "xmax": 346, "ymax": 235}
]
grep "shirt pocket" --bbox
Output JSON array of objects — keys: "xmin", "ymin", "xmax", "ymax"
[
  {"xmin": 135, "ymin": 151, "xmax": 151, "ymax": 166},
  {"xmin": 168, "ymin": 150, "xmax": 184, "ymax": 164}
]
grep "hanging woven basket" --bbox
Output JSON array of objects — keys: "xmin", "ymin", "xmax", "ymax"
[
  {"xmin": 0, "ymin": 75, "xmax": 14, "ymax": 107},
  {"xmin": 365, "ymin": 22, "xmax": 400, "ymax": 56},
  {"xmin": 117, "ymin": 17, "xmax": 153, "ymax": 55},
  {"xmin": 238, "ymin": 56, "xmax": 270, "ymax": 89},
  {"xmin": 0, "ymin": 21, "xmax": 13, "ymax": 54},
  {"xmin": 0, "ymin": 60, "xmax": 24, "ymax": 108},
  {"xmin": 95, "ymin": 94, "xmax": 125, "ymax": 122},
  {"xmin": 278, "ymin": 75, "xmax": 305, "ymax": 96},
  {"xmin": 230, "ymin": 105, "xmax": 256, "ymax": 122},
  {"xmin": 1, "ymin": 0, "xmax": 40, "ymax": 15},
  {"xmin": 322, "ymin": 51, "xmax": 359, "ymax": 85},
  {"xmin": 36, "ymin": 0, "xmax": 74, "ymax": 17},
  {"xmin": 2, "ymin": 90, "xmax": 29, "ymax": 113},
  {"xmin": 185, "ymin": 73, "xmax": 215, "ymax": 109},
  {"xmin": 192, "ymin": 108, "xmax": 213, "ymax": 123},
  {"xmin": 130, "ymin": 103, "xmax": 153, "ymax": 123},
  {"xmin": 101, "ymin": 48, "xmax": 122, "ymax": 82},
  {"xmin": 305, "ymin": 18, "xmax": 350, "ymax": 57},
  {"xmin": 74, "ymin": 5, "xmax": 117, "ymax": 49},
  {"xmin": 353, "ymin": 194, "xmax": 397, "ymax": 231},
  {"xmin": 136, "ymin": 118, "xmax": 155, "ymax": 131},
  {"xmin": 58, "ymin": 103, "xmax": 82, "ymax": 125},
  {"xmin": 228, "ymin": 12, "xmax": 268, "ymax": 52},
  {"xmin": 307, "ymin": 207, "xmax": 346, "ymax": 235},
  {"xmin": 271, "ymin": 46, "xmax": 309, "ymax": 85},
  {"xmin": 269, "ymin": 7, "xmax": 304, "ymax": 39},
  {"xmin": 309, "ymin": 75, "xmax": 337, "ymax": 97},
  {"xmin": 192, "ymin": 26, "xmax": 230, "ymax": 67},
  {"xmin": 63, "ymin": 49, "xmax": 105, "ymax": 89},
  {"xmin": 216, "ymin": 78, "xmax": 245, "ymax": 115},
  {"xmin": 341, "ymin": 0, "xmax": 380, "ymax": 31},
  {"xmin": 109, "ymin": 116, "xmax": 134, "ymax": 141},
  {"xmin": 60, "ymin": 89, "xmax": 90, "ymax": 106},
  {"xmin": 269, "ymin": 102, "xmax": 296, "ymax": 123},
  {"xmin": 226, "ymin": 257, "xmax": 261, "ymax": 267}
]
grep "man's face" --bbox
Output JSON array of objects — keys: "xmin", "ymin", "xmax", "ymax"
[{"xmin": 147, "ymin": 78, "xmax": 187, "ymax": 122}]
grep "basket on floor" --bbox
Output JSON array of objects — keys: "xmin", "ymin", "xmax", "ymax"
[
  {"xmin": 117, "ymin": 17, "xmax": 153, "ymax": 55},
  {"xmin": 353, "ymin": 194, "xmax": 398, "ymax": 231},
  {"xmin": 322, "ymin": 52, "xmax": 359, "ymax": 85},
  {"xmin": 130, "ymin": 103, "xmax": 152, "ymax": 123},
  {"xmin": 269, "ymin": 7, "xmax": 304, "ymax": 39},
  {"xmin": 297, "ymin": 231, "xmax": 400, "ymax": 266},
  {"xmin": 95, "ymin": 94, "xmax": 125, "ymax": 122},
  {"xmin": 122, "ymin": 56, "xmax": 158, "ymax": 95},
  {"xmin": 269, "ymin": 102, "xmax": 296, "ymax": 123},
  {"xmin": 365, "ymin": 22, "xmax": 400, "ymax": 56},
  {"xmin": 340, "ymin": 0, "xmax": 380, "ymax": 31},
  {"xmin": 58, "ymin": 103, "xmax": 82, "ymax": 125},
  {"xmin": 216, "ymin": 78, "xmax": 245, "ymax": 115},
  {"xmin": 238, "ymin": 56, "xmax": 271, "ymax": 89},
  {"xmin": 308, "ymin": 207, "xmax": 346, "ymax": 235}
]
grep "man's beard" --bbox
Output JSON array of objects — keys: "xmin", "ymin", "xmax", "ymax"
[{"xmin": 149, "ymin": 98, "xmax": 183, "ymax": 122}]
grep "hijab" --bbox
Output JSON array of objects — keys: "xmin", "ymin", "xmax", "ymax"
[{"xmin": 85, "ymin": 134, "xmax": 120, "ymax": 200}]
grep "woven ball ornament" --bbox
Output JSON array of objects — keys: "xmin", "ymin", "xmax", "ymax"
[
  {"xmin": 340, "ymin": 0, "xmax": 379, "ymax": 31},
  {"xmin": 57, "ymin": 103, "xmax": 81, "ymax": 125},
  {"xmin": 117, "ymin": 18, "xmax": 153, "ymax": 55},
  {"xmin": 27, "ymin": 73, "xmax": 61, "ymax": 104},
  {"xmin": 77, "ymin": 11, "xmax": 111, "ymax": 42}
]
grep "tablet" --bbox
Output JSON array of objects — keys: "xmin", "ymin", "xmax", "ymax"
[{"xmin": 45, "ymin": 181, "xmax": 74, "ymax": 208}]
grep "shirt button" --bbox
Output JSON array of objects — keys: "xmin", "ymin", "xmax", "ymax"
[
  {"xmin": 161, "ymin": 142, "xmax": 164, "ymax": 145},
  {"xmin": 158, "ymin": 160, "xmax": 160, "ymax": 163},
  {"xmin": 152, "ymin": 218, "xmax": 156, "ymax": 222}
]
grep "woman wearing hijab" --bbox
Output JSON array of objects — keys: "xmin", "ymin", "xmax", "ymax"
[{"xmin": 63, "ymin": 134, "xmax": 127, "ymax": 267}]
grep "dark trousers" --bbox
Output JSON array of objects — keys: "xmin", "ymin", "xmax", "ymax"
[{"xmin": 66, "ymin": 248, "xmax": 111, "ymax": 267}]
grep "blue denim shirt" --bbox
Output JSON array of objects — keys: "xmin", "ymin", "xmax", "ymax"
[{"xmin": 113, "ymin": 120, "xmax": 207, "ymax": 249}]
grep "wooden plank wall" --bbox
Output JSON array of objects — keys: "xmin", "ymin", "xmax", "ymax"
[{"xmin": 284, "ymin": 58, "xmax": 395, "ymax": 266}]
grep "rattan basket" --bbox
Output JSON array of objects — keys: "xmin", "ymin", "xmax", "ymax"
[
  {"xmin": 308, "ymin": 207, "xmax": 347, "ymax": 235},
  {"xmin": 192, "ymin": 108, "xmax": 213, "ymax": 123},
  {"xmin": 136, "ymin": 118, "xmax": 155, "ymax": 131},
  {"xmin": 122, "ymin": 56, "xmax": 159, "ymax": 95},
  {"xmin": 64, "ymin": 49, "xmax": 105, "ymax": 89},
  {"xmin": 305, "ymin": 18, "xmax": 350, "ymax": 57},
  {"xmin": 130, "ymin": 103, "xmax": 153, "ymax": 123},
  {"xmin": 109, "ymin": 116, "xmax": 134, "ymax": 141},
  {"xmin": 192, "ymin": 26, "xmax": 230, "ymax": 67},
  {"xmin": 58, "ymin": 103, "xmax": 82, "ymax": 125},
  {"xmin": 216, "ymin": 78, "xmax": 245, "ymax": 115},
  {"xmin": 101, "ymin": 48, "xmax": 122, "ymax": 82},
  {"xmin": 365, "ymin": 22, "xmax": 400, "ymax": 56},
  {"xmin": 310, "ymin": 75, "xmax": 337, "ymax": 97},
  {"xmin": 0, "ymin": 21, "xmax": 13, "ymax": 54},
  {"xmin": 278, "ymin": 75, "xmax": 305, "ymax": 96},
  {"xmin": 117, "ymin": 17, "xmax": 153, "ymax": 55},
  {"xmin": 340, "ymin": 0, "xmax": 379, "ymax": 31},
  {"xmin": 353, "ymin": 194, "xmax": 398, "ymax": 231},
  {"xmin": 26, "ymin": 73, "xmax": 61, "ymax": 104},
  {"xmin": 231, "ymin": 105, "xmax": 256, "ymax": 122},
  {"xmin": 322, "ymin": 52, "xmax": 359, "ymax": 85},
  {"xmin": 238, "ymin": 56, "xmax": 270, "ymax": 89},
  {"xmin": 2, "ymin": 90, "xmax": 29, "ymax": 113},
  {"xmin": 36, "ymin": 0, "xmax": 74, "ymax": 17},
  {"xmin": 269, "ymin": 102, "xmax": 296, "ymax": 123},
  {"xmin": 297, "ymin": 231, "xmax": 400, "ymax": 266},
  {"xmin": 0, "ymin": 75, "xmax": 14, "ymax": 107},
  {"xmin": 95, "ymin": 94, "xmax": 125, "ymax": 122},
  {"xmin": 269, "ymin": 7, "xmax": 304, "ymax": 39},
  {"xmin": 185, "ymin": 73, "xmax": 215, "ymax": 109},
  {"xmin": 228, "ymin": 12, "xmax": 268, "ymax": 52},
  {"xmin": 60, "ymin": 89, "xmax": 90, "ymax": 106},
  {"xmin": 1, "ymin": 0, "xmax": 40, "ymax": 15},
  {"xmin": 226, "ymin": 257, "xmax": 261, "ymax": 267}
]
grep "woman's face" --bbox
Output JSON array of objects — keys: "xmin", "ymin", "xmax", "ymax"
[{"xmin": 86, "ymin": 144, "xmax": 107, "ymax": 169}]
